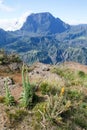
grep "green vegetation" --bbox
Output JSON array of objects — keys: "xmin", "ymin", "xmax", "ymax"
[
  {"xmin": 5, "ymin": 108, "xmax": 28, "ymax": 128},
  {"xmin": 0, "ymin": 49, "xmax": 21, "ymax": 65},
  {"xmin": 4, "ymin": 80, "xmax": 16, "ymax": 106},
  {"xmin": 0, "ymin": 63, "xmax": 87, "ymax": 129},
  {"xmin": 40, "ymin": 82, "xmax": 50, "ymax": 95},
  {"xmin": 20, "ymin": 65, "xmax": 35, "ymax": 109},
  {"xmin": 1, "ymin": 13, "xmax": 87, "ymax": 65},
  {"xmin": 51, "ymin": 66, "xmax": 87, "ymax": 87},
  {"xmin": 39, "ymin": 81, "xmax": 58, "ymax": 95},
  {"xmin": 39, "ymin": 90, "xmax": 71, "ymax": 128}
]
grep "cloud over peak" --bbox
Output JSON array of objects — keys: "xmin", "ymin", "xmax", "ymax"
[{"xmin": 0, "ymin": 11, "xmax": 32, "ymax": 31}]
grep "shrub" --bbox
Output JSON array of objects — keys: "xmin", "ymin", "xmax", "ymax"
[
  {"xmin": 40, "ymin": 81, "xmax": 59, "ymax": 95},
  {"xmin": 8, "ymin": 54, "xmax": 21, "ymax": 63},
  {"xmin": 78, "ymin": 71, "xmax": 85, "ymax": 78},
  {"xmin": 6, "ymin": 109, "xmax": 28, "ymax": 127},
  {"xmin": 40, "ymin": 82, "xmax": 50, "ymax": 95},
  {"xmin": 67, "ymin": 90, "xmax": 82, "ymax": 101},
  {"xmin": 39, "ymin": 88, "xmax": 72, "ymax": 128}
]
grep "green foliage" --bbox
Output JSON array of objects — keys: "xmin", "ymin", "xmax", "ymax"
[
  {"xmin": 0, "ymin": 49, "xmax": 21, "ymax": 65},
  {"xmin": 4, "ymin": 80, "xmax": 15, "ymax": 106},
  {"xmin": 40, "ymin": 81, "xmax": 58, "ymax": 95},
  {"xmin": 8, "ymin": 54, "xmax": 21, "ymax": 63},
  {"xmin": 20, "ymin": 65, "xmax": 35, "ymax": 109},
  {"xmin": 39, "ymin": 90, "xmax": 71, "ymax": 129},
  {"xmin": 78, "ymin": 71, "xmax": 85, "ymax": 78},
  {"xmin": 40, "ymin": 82, "xmax": 50, "ymax": 95},
  {"xmin": 6, "ymin": 108, "xmax": 28, "ymax": 127},
  {"xmin": 52, "ymin": 66, "xmax": 87, "ymax": 87},
  {"xmin": 37, "ymin": 86, "xmax": 87, "ymax": 129},
  {"xmin": 67, "ymin": 90, "xmax": 82, "ymax": 101},
  {"xmin": 73, "ymin": 105, "xmax": 87, "ymax": 129},
  {"xmin": 0, "ymin": 49, "xmax": 8, "ymax": 64}
]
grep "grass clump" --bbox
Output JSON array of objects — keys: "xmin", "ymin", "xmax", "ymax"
[
  {"xmin": 6, "ymin": 108, "xmax": 28, "ymax": 128},
  {"xmin": 38, "ymin": 86, "xmax": 87, "ymax": 130},
  {"xmin": 39, "ymin": 88, "xmax": 72, "ymax": 129},
  {"xmin": 40, "ymin": 82, "xmax": 50, "ymax": 95},
  {"xmin": 51, "ymin": 66, "xmax": 87, "ymax": 87},
  {"xmin": 66, "ymin": 90, "xmax": 83, "ymax": 101},
  {"xmin": 39, "ymin": 81, "xmax": 58, "ymax": 95},
  {"xmin": 78, "ymin": 71, "xmax": 85, "ymax": 78}
]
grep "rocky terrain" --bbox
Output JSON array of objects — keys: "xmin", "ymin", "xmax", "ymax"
[{"xmin": 0, "ymin": 60, "xmax": 87, "ymax": 130}]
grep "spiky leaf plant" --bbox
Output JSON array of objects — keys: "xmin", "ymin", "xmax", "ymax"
[
  {"xmin": 20, "ymin": 64, "xmax": 34, "ymax": 109},
  {"xmin": 5, "ymin": 80, "xmax": 15, "ymax": 106}
]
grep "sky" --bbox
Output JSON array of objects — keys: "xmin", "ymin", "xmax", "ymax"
[{"xmin": 0, "ymin": 0, "xmax": 87, "ymax": 31}]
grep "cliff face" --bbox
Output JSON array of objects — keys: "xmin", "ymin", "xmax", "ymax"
[{"xmin": 20, "ymin": 12, "xmax": 70, "ymax": 34}]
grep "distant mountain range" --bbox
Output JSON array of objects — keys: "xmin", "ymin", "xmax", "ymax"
[{"xmin": 0, "ymin": 12, "xmax": 87, "ymax": 65}]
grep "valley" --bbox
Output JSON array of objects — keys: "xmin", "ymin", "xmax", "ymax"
[{"xmin": 0, "ymin": 12, "xmax": 87, "ymax": 65}]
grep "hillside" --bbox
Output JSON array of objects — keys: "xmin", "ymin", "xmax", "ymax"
[{"xmin": 0, "ymin": 61, "xmax": 87, "ymax": 130}]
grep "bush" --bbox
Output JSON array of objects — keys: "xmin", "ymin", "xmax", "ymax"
[
  {"xmin": 8, "ymin": 54, "xmax": 21, "ymax": 63},
  {"xmin": 67, "ymin": 90, "xmax": 82, "ymax": 101},
  {"xmin": 39, "ymin": 88, "xmax": 72, "ymax": 128},
  {"xmin": 40, "ymin": 82, "xmax": 50, "ymax": 95},
  {"xmin": 6, "ymin": 109, "xmax": 28, "ymax": 127},
  {"xmin": 78, "ymin": 71, "xmax": 85, "ymax": 78}
]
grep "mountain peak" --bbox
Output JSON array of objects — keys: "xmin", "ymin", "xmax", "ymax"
[{"xmin": 20, "ymin": 12, "xmax": 70, "ymax": 34}]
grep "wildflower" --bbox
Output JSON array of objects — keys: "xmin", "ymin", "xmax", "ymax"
[
  {"xmin": 60, "ymin": 87, "xmax": 65, "ymax": 96},
  {"xmin": 65, "ymin": 100, "xmax": 71, "ymax": 109}
]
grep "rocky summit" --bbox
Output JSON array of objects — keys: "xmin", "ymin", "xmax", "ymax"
[{"xmin": 20, "ymin": 12, "xmax": 70, "ymax": 34}]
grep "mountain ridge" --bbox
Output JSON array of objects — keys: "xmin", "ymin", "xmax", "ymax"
[{"xmin": 0, "ymin": 12, "xmax": 87, "ymax": 65}]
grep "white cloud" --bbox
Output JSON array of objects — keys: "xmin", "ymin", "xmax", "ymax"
[
  {"xmin": 0, "ymin": 0, "xmax": 14, "ymax": 12},
  {"xmin": 0, "ymin": 11, "xmax": 32, "ymax": 31},
  {"xmin": 0, "ymin": 0, "xmax": 3, "ymax": 4}
]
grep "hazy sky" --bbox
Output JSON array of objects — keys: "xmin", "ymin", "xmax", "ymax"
[{"xmin": 0, "ymin": 0, "xmax": 87, "ymax": 30}]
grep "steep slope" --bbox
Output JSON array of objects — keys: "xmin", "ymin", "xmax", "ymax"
[
  {"xmin": 0, "ymin": 29, "xmax": 10, "ymax": 47},
  {"xmin": 0, "ymin": 29, "xmax": 20, "ymax": 48},
  {"xmin": 20, "ymin": 12, "xmax": 70, "ymax": 34}
]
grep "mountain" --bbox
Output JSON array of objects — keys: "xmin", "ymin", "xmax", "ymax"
[
  {"xmin": 20, "ymin": 12, "xmax": 70, "ymax": 34},
  {"xmin": 0, "ymin": 28, "xmax": 21, "ymax": 48},
  {"xmin": 0, "ymin": 12, "xmax": 87, "ymax": 65},
  {"xmin": 0, "ymin": 29, "xmax": 9, "ymax": 46}
]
